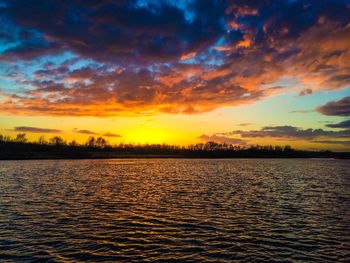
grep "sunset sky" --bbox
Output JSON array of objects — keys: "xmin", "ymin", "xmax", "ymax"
[{"xmin": 0, "ymin": 0, "xmax": 349, "ymax": 150}]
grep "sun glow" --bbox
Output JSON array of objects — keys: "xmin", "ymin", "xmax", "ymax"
[{"xmin": 125, "ymin": 127, "xmax": 171, "ymax": 144}]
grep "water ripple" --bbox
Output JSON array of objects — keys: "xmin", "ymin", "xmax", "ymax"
[{"xmin": 0, "ymin": 159, "xmax": 349, "ymax": 262}]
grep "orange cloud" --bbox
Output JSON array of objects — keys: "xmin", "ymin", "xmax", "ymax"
[
  {"xmin": 1, "ymin": 2, "xmax": 350, "ymax": 117},
  {"xmin": 180, "ymin": 52, "xmax": 196, "ymax": 61}
]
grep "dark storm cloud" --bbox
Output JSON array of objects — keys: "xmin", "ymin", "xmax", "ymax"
[
  {"xmin": 317, "ymin": 97, "xmax": 350, "ymax": 116},
  {"xmin": 2, "ymin": 0, "xmax": 228, "ymax": 62},
  {"xmin": 2, "ymin": 0, "xmax": 349, "ymax": 63},
  {"xmin": 0, "ymin": 0, "xmax": 350, "ymax": 116},
  {"xmin": 14, "ymin": 126, "xmax": 61, "ymax": 133}
]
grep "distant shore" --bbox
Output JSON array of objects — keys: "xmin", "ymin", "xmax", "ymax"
[{"xmin": 1, "ymin": 143, "xmax": 349, "ymax": 160}]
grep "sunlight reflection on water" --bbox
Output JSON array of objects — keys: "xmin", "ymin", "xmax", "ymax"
[{"xmin": 0, "ymin": 159, "xmax": 349, "ymax": 262}]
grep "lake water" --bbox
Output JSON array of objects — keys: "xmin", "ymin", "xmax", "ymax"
[{"xmin": 0, "ymin": 159, "xmax": 349, "ymax": 262}]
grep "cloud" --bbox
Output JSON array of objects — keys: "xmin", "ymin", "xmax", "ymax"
[
  {"xmin": 201, "ymin": 122, "xmax": 350, "ymax": 150},
  {"xmin": 73, "ymin": 128, "xmax": 121, "ymax": 138},
  {"xmin": 318, "ymin": 121, "xmax": 333, "ymax": 124},
  {"xmin": 290, "ymin": 110, "xmax": 313, "ymax": 114},
  {"xmin": 221, "ymin": 125, "xmax": 350, "ymax": 140},
  {"xmin": 13, "ymin": 126, "xmax": 61, "ymax": 133},
  {"xmin": 326, "ymin": 119, "xmax": 350, "ymax": 128},
  {"xmin": 299, "ymin": 88, "xmax": 313, "ymax": 96},
  {"xmin": 0, "ymin": 65, "xmax": 282, "ymax": 116},
  {"xmin": 237, "ymin": 123, "xmax": 252, "ymax": 127},
  {"xmin": 316, "ymin": 97, "xmax": 350, "ymax": 116},
  {"xmin": 0, "ymin": 1, "xmax": 350, "ymax": 116},
  {"xmin": 74, "ymin": 129, "xmax": 98, "ymax": 135},
  {"xmin": 2, "ymin": 0, "xmax": 228, "ymax": 62},
  {"xmin": 199, "ymin": 134, "xmax": 247, "ymax": 145},
  {"xmin": 102, "ymin": 132, "xmax": 122, "ymax": 138},
  {"xmin": 198, "ymin": 123, "xmax": 350, "ymax": 150},
  {"xmin": 314, "ymin": 140, "xmax": 350, "ymax": 146}
]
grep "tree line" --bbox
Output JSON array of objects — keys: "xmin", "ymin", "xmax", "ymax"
[
  {"xmin": 0, "ymin": 133, "xmax": 295, "ymax": 152},
  {"xmin": 2, "ymin": 132, "xmax": 347, "ymax": 159}
]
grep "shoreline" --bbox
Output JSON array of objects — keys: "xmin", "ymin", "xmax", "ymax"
[
  {"xmin": 1, "ymin": 153, "xmax": 349, "ymax": 160},
  {"xmin": 2, "ymin": 142, "xmax": 349, "ymax": 160}
]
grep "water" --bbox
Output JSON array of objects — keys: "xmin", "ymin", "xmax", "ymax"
[{"xmin": 0, "ymin": 159, "xmax": 349, "ymax": 262}]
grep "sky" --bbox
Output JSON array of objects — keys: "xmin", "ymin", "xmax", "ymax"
[{"xmin": 0, "ymin": 0, "xmax": 349, "ymax": 150}]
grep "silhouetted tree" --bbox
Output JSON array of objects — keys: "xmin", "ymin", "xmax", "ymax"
[
  {"xmin": 274, "ymin": 145, "xmax": 283, "ymax": 151},
  {"xmin": 15, "ymin": 133, "xmax": 27, "ymax": 143},
  {"xmin": 0, "ymin": 134, "xmax": 10, "ymax": 143},
  {"xmin": 86, "ymin": 136, "xmax": 95, "ymax": 148},
  {"xmin": 3, "ymin": 134, "xmax": 336, "ymax": 159},
  {"xmin": 49, "ymin": 136, "xmax": 65, "ymax": 146},
  {"xmin": 69, "ymin": 139, "xmax": 78, "ymax": 147},
  {"xmin": 96, "ymin": 137, "xmax": 107, "ymax": 148},
  {"xmin": 37, "ymin": 136, "xmax": 47, "ymax": 145},
  {"xmin": 284, "ymin": 145, "xmax": 293, "ymax": 152}
]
